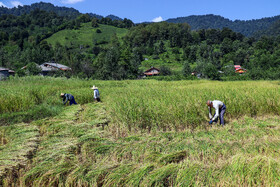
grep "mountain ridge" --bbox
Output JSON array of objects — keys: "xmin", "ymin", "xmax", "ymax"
[
  {"xmin": 0, "ymin": 2, "xmax": 280, "ymax": 37},
  {"xmin": 0, "ymin": 2, "xmax": 122, "ymax": 20},
  {"xmin": 166, "ymin": 14, "xmax": 280, "ymax": 37}
]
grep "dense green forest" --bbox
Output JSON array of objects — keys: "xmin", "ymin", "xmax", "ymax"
[
  {"xmin": 0, "ymin": 2, "xmax": 80, "ymax": 19},
  {"xmin": 166, "ymin": 14, "xmax": 280, "ymax": 37},
  {"xmin": 1, "ymin": 3, "xmax": 280, "ymax": 80}
]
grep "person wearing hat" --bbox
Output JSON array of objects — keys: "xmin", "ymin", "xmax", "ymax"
[
  {"xmin": 207, "ymin": 100, "xmax": 226, "ymax": 126},
  {"xmin": 60, "ymin": 93, "xmax": 77, "ymax": 105},
  {"xmin": 91, "ymin": 85, "xmax": 101, "ymax": 102}
]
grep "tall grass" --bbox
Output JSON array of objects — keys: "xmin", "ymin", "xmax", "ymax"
[
  {"xmin": 0, "ymin": 76, "xmax": 96, "ymax": 124},
  {"xmin": 1, "ymin": 76, "xmax": 280, "ymax": 186},
  {"xmin": 1, "ymin": 77, "xmax": 280, "ymax": 129},
  {"xmin": 106, "ymin": 80, "xmax": 280, "ymax": 130}
]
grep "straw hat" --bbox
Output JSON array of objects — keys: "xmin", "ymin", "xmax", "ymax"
[
  {"xmin": 91, "ymin": 85, "xmax": 98, "ymax": 90},
  {"xmin": 60, "ymin": 93, "xmax": 65, "ymax": 97}
]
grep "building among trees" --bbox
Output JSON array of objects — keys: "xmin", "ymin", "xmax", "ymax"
[
  {"xmin": 234, "ymin": 65, "xmax": 247, "ymax": 74},
  {"xmin": 21, "ymin": 62, "xmax": 72, "ymax": 76},
  {"xmin": 40, "ymin": 62, "xmax": 72, "ymax": 76},
  {"xmin": 0, "ymin": 67, "xmax": 14, "ymax": 80},
  {"xmin": 143, "ymin": 67, "xmax": 160, "ymax": 76}
]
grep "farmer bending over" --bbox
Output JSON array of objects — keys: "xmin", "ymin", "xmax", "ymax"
[
  {"xmin": 207, "ymin": 100, "xmax": 226, "ymax": 126},
  {"xmin": 60, "ymin": 93, "xmax": 77, "ymax": 105},
  {"xmin": 91, "ymin": 85, "xmax": 101, "ymax": 102}
]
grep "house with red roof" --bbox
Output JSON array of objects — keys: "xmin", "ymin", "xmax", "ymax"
[{"xmin": 234, "ymin": 65, "xmax": 247, "ymax": 74}]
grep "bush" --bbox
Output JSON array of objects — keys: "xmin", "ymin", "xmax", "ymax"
[
  {"xmin": 159, "ymin": 66, "xmax": 172, "ymax": 76},
  {"xmin": 96, "ymin": 29, "xmax": 102, "ymax": 33},
  {"xmin": 25, "ymin": 62, "xmax": 41, "ymax": 76}
]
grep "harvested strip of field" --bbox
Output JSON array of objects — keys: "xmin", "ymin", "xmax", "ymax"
[
  {"xmin": 22, "ymin": 103, "xmax": 109, "ymax": 186},
  {"xmin": 16, "ymin": 108, "xmax": 280, "ymax": 186},
  {"xmin": 0, "ymin": 123, "xmax": 39, "ymax": 184}
]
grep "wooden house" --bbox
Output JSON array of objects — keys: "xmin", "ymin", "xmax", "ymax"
[{"xmin": 143, "ymin": 67, "xmax": 160, "ymax": 76}]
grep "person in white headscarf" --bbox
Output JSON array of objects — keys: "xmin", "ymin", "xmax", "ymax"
[{"xmin": 91, "ymin": 85, "xmax": 101, "ymax": 102}]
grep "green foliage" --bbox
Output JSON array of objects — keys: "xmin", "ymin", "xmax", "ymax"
[
  {"xmin": 46, "ymin": 23, "xmax": 127, "ymax": 48},
  {"xmin": 91, "ymin": 18, "xmax": 99, "ymax": 28},
  {"xmin": 182, "ymin": 61, "xmax": 192, "ymax": 76},
  {"xmin": 1, "ymin": 4, "xmax": 280, "ymax": 80},
  {"xmin": 159, "ymin": 65, "xmax": 172, "ymax": 76},
  {"xmin": 195, "ymin": 61, "xmax": 221, "ymax": 80},
  {"xmin": 0, "ymin": 2, "xmax": 81, "ymax": 19},
  {"xmin": 25, "ymin": 62, "xmax": 41, "ymax": 75},
  {"xmin": 166, "ymin": 14, "xmax": 280, "ymax": 37},
  {"xmin": 203, "ymin": 63, "xmax": 221, "ymax": 80}
]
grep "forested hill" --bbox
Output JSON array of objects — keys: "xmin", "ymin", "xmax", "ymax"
[
  {"xmin": 166, "ymin": 14, "xmax": 280, "ymax": 37},
  {"xmin": 0, "ymin": 2, "xmax": 80, "ymax": 19},
  {"xmin": 0, "ymin": 2, "xmax": 123, "ymax": 21}
]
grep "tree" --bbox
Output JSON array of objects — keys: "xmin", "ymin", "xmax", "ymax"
[
  {"xmin": 91, "ymin": 18, "xmax": 99, "ymax": 28},
  {"xmin": 25, "ymin": 62, "xmax": 41, "ymax": 75},
  {"xmin": 160, "ymin": 65, "xmax": 172, "ymax": 76},
  {"xmin": 182, "ymin": 61, "xmax": 192, "ymax": 76},
  {"xmin": 203, "ymin": 63, "xmax": 220, "ymax": 80}
]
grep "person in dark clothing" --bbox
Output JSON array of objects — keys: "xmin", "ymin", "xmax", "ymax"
[{"xmin": 60, "ymin": 93, "xmax": 77, "ymax": 105}]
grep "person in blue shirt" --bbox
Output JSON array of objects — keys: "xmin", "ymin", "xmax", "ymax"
[
  {"xmin": 60, "ymin": 93, "xmax": 77, "ymax": 105},
  {"xmin": 207, "ymin": 100, "xmax": 226, "ymax": 126},
  {"xmin": 91, "ymin": 85, "xmax": 101, "ymax": 102}
]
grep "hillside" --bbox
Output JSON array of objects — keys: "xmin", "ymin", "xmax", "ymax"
[
  {"xmin": 45, "ymin": 22, "xmax": 128, "ymax": 48},
  {"xmin": 1, "ymin": 3, "xmax": 280, "ymax": 80},
  {"xmin": 1, "ymin": 2, "xmax": 280, "ymax": 38},
  {"xmin": 166, "ymin": 14, "xmax": 280, "ymax": 37},
  {"xmin": 253, "ymin": 19, "xmax": 280, "ymax": 38}
]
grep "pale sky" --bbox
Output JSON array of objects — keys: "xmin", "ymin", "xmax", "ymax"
[{"xmin": 0, "ymin": 0, "xmax": 280, "ymax": 23}]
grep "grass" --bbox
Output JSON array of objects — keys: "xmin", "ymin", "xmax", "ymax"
[
  {"xmin": 45, "ymin": 23, "xmax": 128, "ymax": 48},
  {"xmin": 1, "ymin": 77, "xmax": 280, "ymax": 186}
]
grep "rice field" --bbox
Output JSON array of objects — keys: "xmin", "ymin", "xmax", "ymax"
[
  {"xmin": 1, "ymin": 76, "xmax": 279, "ymax": 128},
  {"xmin": 1, "ymin": 76, "xmax": 280, "ymax": 186}
]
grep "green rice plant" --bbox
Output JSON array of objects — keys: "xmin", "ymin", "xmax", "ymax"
[
  {"xmin": 125, "ymin": 165, "xmax": 155, "ymax": 186},
  {"xmin": 159, "ymin": 150, "xmax": 187, "ymax": 165},
  {"xmin": 106, "ymin": 80, "xmax": 280, "ymax": 131},
  {"xmin": 142, "ymin": 164, "xmax": 179, "ymax": 186},
  {"xmin": 2, "ymin": 77, "xmax": 279, "ymax": 129},
  {"xmin": 2, "ymin": 77, "xmax": 280, "ymax": 186}
]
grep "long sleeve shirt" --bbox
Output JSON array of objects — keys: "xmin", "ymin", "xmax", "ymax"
[
  {"xmin": 93, "ymin": 89, "xmax": 100, "ymax": 99},
  {"xmin": 208, "ymin": 100, "xmax": 224, "ymax": 121},
  {"xmin": 63, "ymin": 93, "xmax": 73, "ymax": 104}
]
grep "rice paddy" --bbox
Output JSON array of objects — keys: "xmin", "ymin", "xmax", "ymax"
[{"xmin": 0, "ymin": 76, "xmax": 280, "ymax": 186}]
